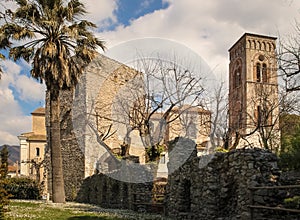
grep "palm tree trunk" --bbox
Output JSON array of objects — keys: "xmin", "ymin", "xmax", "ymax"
[{"xmin": 49, "ymin": 90, "xmax": 65, "ymax": 203}]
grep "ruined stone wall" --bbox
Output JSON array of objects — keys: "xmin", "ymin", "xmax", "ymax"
[
  {"xmin": 74, "ymin": 141, "xmax": 299, "ymax": 219},
  {"xmin": 165, "ymin": 148, "xmax": 281, "ymax": 220},
  {"xmin": 76, "ymin": 171, "xmax": 153, "ymax": 212}
]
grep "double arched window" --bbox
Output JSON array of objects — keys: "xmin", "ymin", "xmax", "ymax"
[
  {"xmin": 255, "ymin": 54, "xmax": 268, "ymax": 83},
  {"xmin": 256, "ymin": 63, "xmax": 267, "ymax": 83}
]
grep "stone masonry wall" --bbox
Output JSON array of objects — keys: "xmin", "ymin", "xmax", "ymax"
[
  {"xmin": 76, "ymin": 170, "xmax": 153, "ymax": 212},
  {"xmin": 165, "ymin": 148, "xmax": 281, "ymax": 220}
]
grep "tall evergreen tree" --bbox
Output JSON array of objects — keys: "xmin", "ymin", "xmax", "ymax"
[
  {"xmin": 0, "ymin": 0, "xmax": 105, "ymax": 203},
  {"xmin": 0, "ymin": 145, "xmax": 8, "ymax": 179}
]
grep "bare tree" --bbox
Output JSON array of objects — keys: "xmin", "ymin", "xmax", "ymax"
[
  {"xmin": 248, "ymin": 84, "xmax": 281, "ymax": 151},
  {"xmin": 278, "ymin": 22, "xmax": 300, "ymax": 92},
  {"xmin": 204, "ymin": 81, "xmax": 229, "ymax": 150},
  {"xmin": 228, "ymin": 82, "xmax": 300, "ymax": 152},
  {"xmin": 22, "ymin": 158, "xmax": 44, "ymax": 183},
  {"xmin": 97, "ymin": 56, "xmax": 208, "ymax": 161}
]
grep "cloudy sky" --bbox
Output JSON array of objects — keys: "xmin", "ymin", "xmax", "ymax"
[{"xmin": 0, "ymin": 0, "xmax": 299, "ymax": 145}]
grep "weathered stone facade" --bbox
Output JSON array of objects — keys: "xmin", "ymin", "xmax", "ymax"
[{"xmin": 229, "ymin": 33, "xmax": 280, "ymax": 151}]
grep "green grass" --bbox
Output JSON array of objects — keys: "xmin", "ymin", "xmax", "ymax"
[{"xmin": 4, "ymin": 200, "xmax": 167, "ymax": 220}]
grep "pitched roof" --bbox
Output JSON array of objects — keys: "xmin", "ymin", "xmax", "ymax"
[
  {"xmin": 31, "ymin": 107, "xmax": 45, "ymax": 115},
  {"xmin": 20, "ymin": 132, "xmax": 46, "ymax": 141}
]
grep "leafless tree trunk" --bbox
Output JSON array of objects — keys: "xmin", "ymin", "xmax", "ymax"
[{"xmin": 204, "ymin": 81, "xmax": 229, "ymax": 150}]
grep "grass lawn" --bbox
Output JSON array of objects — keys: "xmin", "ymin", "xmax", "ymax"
[{"xmin": 4, "ymin": 200, "xmax": 167, "ymax": 220}]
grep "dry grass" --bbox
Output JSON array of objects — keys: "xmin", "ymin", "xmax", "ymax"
[{"xmin": 4, "ymin": 200, "xmax": 168, "ymax": 220}]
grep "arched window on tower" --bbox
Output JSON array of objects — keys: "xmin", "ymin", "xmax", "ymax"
[
  {"xmin": 256, "ymin": 63, "xmax": 261, "ymax": 82},
  {"xmin": 233, "ymin": 65, "xmax": 241, "ymax": 88},
  {"xmin": 255, "ymin": 62, "xmax": 268, "ymax": 83},
  {"xmin": 262, "ymin": 63, "xmax": 268, "ymax": 83},
  {"xmin": 253, "ymin": 54, "xmax": 269, "ymax": 83},
  {"xmin": 235, "ymin": 68, "xmax": 241, "ymax": 88}
]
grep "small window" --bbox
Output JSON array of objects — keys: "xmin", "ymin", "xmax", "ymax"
[
  {"xmin": 235, "ymin": 69, "xmax": 241, "ymax": 87},
  {"xmin": 262, "ymin": 63, "xmax": 268, "ymax": 83},
  {"xmin": 256, "ymin": 63, "xmax": 261, "ymax": 82},
  {"xmin": 36, "ymin": 148, "xmax": 40, "ymax": 157}
]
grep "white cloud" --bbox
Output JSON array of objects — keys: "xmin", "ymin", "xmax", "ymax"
[
  {"xmin": 0, "ymin": 87, "xmax": 32, "ymax": 145},
  {"xmin": 0, "ymin": 60, "xmax": 44, "ymax": 145},
  {"xmin": 95, "ymin": 0, "xmax": 300, "ymax": 79},
  {"xmin": 2, "ymin": 0, "xmax": 300, "ymax": 145},
  {"xmin": 0, "ymin": 131, "xmax": 22, "ymax": 146},
  {"xmin": 81, "ymin": 0, "xmax": 118, "ymax": 29},
  {"xmin": 14, "ymin": 75, "xmax": 45, "ymax": 102}
]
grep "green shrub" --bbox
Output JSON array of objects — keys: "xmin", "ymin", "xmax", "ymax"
[
  {"xmin": 284, "ymin": 196, "xmax": 300, "ymax": 209},
  {"xmin": 0, "ymin": 181, "xmax": 10, "ymax": 219},
  {"xmin": 3, "ymin": 177, "xmax": 41, "ymax": 200},
  {"xmin": 215, "ymin": 147, "xmax": 229, "ymax": 153}
]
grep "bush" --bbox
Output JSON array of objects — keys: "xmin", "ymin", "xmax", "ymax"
[
  {"xmin": 284, "ymin": 196, "xmax": 300, "ymax": 209},
  {"xmin": 215, "ymin": 146, "xmax": 229, "ymax": 153},
  {"xmin": 0, "ymin": 181, "xmax": 10, "ymax": 219},
  {"xmin": 3, "ymin": 177, "xmax": 41, "ymax": 200}
]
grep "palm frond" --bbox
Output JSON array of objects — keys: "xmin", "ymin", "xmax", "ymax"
[
  {"xmin": 15, "ymin": 0, "xmax": 28, "ymax": 7},
  {"xmin": 9, "ymin": 46, "xmax": 34, "ymax": 62},
  {"xmin": 1, "ymin": 0, "xmax": 105, "ymax": 89}
]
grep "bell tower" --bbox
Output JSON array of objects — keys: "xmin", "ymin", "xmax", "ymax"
[{"xmin": 228, "ymin": 33, "xmax": 280, "ymax": 151}]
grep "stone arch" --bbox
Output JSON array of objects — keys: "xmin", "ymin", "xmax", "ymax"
[
  {"xmin": 111, "ymin": 181, "xmax": 120, "ymax": 206},
  {"xmin": 252, "ymin": 40, "xmax": 256, "ymax": 49},
  {"xmin": 261, "ymin": 42, "xmax": 266, "ymax": 51},
  {"xmin": 266, "ymin": 43, "xmax": 270, "ymax": 51},
  {"xmin": 247, "ymin": 40, "xmax": 251, "ymax": 49},
  {"xmin": 257, "ymin": 41, "xmax": 261, "ymax": 50},
  {"xmin": 271, "ymin": 42, "xmax": 276, "ymax": 51},
  {"xmin": 231, "ymin": 58, "xmax": 243, "ymax": 88},
  {"xmin": 252, "ymin": 53, "xmax": 271, "ymax": 83},
  {"xmin": 102, "ymin": 179, "xmax": 107, "ymax": 205}
]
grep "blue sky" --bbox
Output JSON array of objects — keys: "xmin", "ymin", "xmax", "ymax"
[
  {"xmin": 114, "ymin": 0, "xmax": 169, "ymax": 28},
  {"xmin": 0, "ymin": 0, "xmax": 300, "ymax": 145}
]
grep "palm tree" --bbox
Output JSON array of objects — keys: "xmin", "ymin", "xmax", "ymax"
[{"xmin": 0, "ymin": 0, "xmax": 105, "ymax": 203}]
